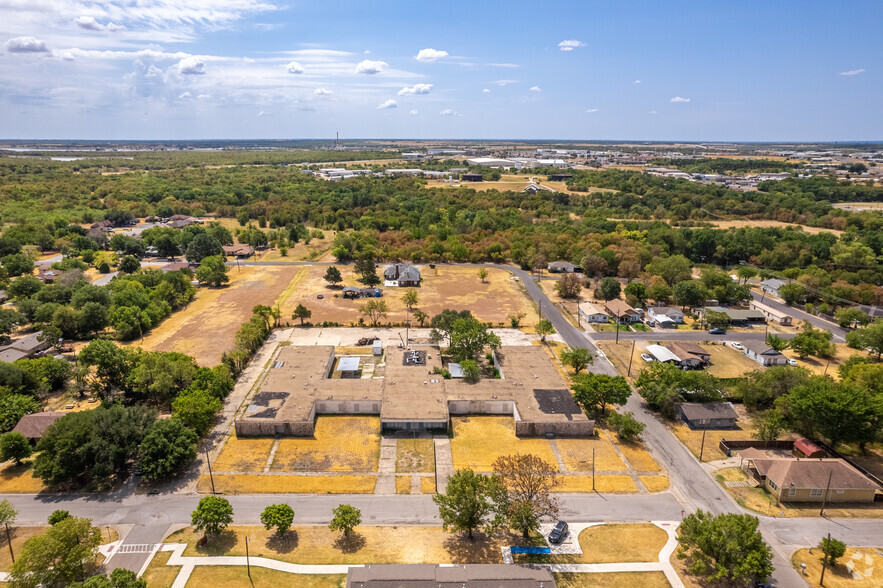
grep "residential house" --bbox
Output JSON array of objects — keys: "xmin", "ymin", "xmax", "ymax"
[
  {"xmin": 578, "ymin": 302, "xmax": 609, "ymax": 324},
  {"xmin": 645, "ymin": 344, "xmax": 680, "ymax": 364},
  {"xmin": 36, "ymin": 269, "xmax": 61, "ymax": 284},
  {"xmin": 647, "ymin": 306, "xmax": 685, "ymax": 327},
  {"xmin": 346, "ymin": 564, "xmax": 555, "ymax": 588},
  {"xmin": 704, "ymin": 306, "xmax": 766, "ymax": 325},
  {"xmin": 383, "ymin": 263, "xmax": 421, "ymax": 287},
  {"xmin": 678, "ymin": 402, "xmax": 738, "ymax": 429},
  {"xmin": 668, "ymin": 342, "xmax": 710, "ymax": 368},
  {"xmin": 743, "ymin": 341, "xmax": 787, "ymax": 366},
  {"xmin": 11, "ymin": 411, "xmax": 66, "ymax": 443},
  {"xmin": 222, "ymin": 244, "xmax": 255, "ymax": 258},
  {"xmin": 749, "ymin": 301, "xmax": 793, "ymax": 326},
  {"xmin": 741, "ymin": 449, "xmax": 879, "ymax": 503},
  {"xmin": 160, "ymin": 261, "xmax": 197, "ymax": 273},
  {"xmin": 0, "ymin": 331, "xmax": 50, "ymax": 360},
  {"xmin": 547, "ymin": 261, "xmax": 576, "ymax": 273},
  {"xmin": 90, "ymin": 220, "xmax": 113, "ymax": 230},
  {"xmin": 761, "ymin": 278, "xmax": 788, "ymax": 297},
  {"xmin": 603, "ymin": 299, "xmax": 641, "ymax": 324}
]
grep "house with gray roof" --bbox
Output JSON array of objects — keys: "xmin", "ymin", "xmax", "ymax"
[
  {"xmin": 743, "ymin": 341, "xmax": 787, "ymax": 366},
  {"xmin": 383, "ymin": 263, "xmax": 421, "ymax": 287}
]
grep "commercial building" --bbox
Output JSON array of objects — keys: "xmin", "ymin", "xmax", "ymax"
[{"xmin": 749, "ymin": 301, "xmax": 793, "ymax": 326}]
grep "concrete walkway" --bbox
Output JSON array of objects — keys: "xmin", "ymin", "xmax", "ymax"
[
  {"xmin": 375, "ymin": 437, "xmax": 397, "ymax": 494},
  {"xmin": 433, "ymin": 435, "xmax": 454, "ymax": 493}
]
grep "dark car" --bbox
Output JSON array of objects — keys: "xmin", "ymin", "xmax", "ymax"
[
  {"xmin": 548, "ymin": 521, "xmax": 569, "ymax": 544},
  {"xmin": 708, "ymin": 328, "xmax": 726, "ymax": 335}
]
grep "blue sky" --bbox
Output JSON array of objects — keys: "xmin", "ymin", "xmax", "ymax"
[{"xmin": 0, "ymin": 1, "xmax": 880, "ymax": 141}]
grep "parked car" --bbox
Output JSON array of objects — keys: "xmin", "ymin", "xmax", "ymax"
[
  {"xmin": 708, "ymin": 328, "xmax": 726, "ymax": 335},
  {"xmin": 548, "ymin": 521, "xmax": 569, "ymax": 544},
  {"xmin": 641, "ymin": 353, "xmax": 654, "ymax": 363},
  {"xmin": 787, "ymin": 358, "xmax": 798, "ymax": 366},
  {"xmin": 730, "ymin": 342, "xmax": 743, "ymax": 350}
]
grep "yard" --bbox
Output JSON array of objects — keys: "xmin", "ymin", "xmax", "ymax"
[
  {"xmin": 141, "ymin": 550, "xmax": 181, "ymax": 588},
  {"xmin": 513, "ymin": 523, "xmax": 668, "ymax": 565},
  {"xmin": 395, "ymin": 438, "xmax": 435, "ymax": 473},
  {"xmin": 554, "ymin": 572, "xmax": 671, "ymax": 588},
  {"xmin": 185, "ymin": 569, "xmax": 345, "ymax": 588},
  {"xmin": 556, "ymin": 431, "xmax": 626, "ymax": 472},
  {"xmin": 781, "ymin": 343, "xmax": 855, "ymax": 379},
  {"xmin": 197, "ymin": 474, "xmax": 376, "ymax": 494},
  {"xmin": 598, "ymin": 340, "xmax": 761, "ymax": 381},
  {"xmin": 792, "ymin": 546, "xmax": 883, "ymax": 587},
  {"xmin": 0, "ymin": 460, "xmax": 45, "ymax": 493},
  {"xmin": 132, "ymin": 265, "xmax": 299, "ymax": 366},
  {"xmin": 278, "ymin": 265, "xmax": 534, "ymax": 326},
  {"xmin": 270, "ymin": 417, "xmax": 381, "ymax": 473},
  {"xmin": 670, "ymin": 405, "xmax": 760, "ymax": 460},
  {"xmin": 449, "ymin": 416, "xmax": 559, "ymax": 473},
  {"xmin": 0, "ymin": 527, "xmax": 46, "ymax": 572}
]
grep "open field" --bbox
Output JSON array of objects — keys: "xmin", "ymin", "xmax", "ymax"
[
  {"xmin": 781, "ymin": 343, "xmax": 855, "ymax": 379},
  {"xmin": 792, "ymin": 547, "xmax": 883, "ymax": 587},
  {"xmin": 196, "ymin": 473, "xmax": 376, "ymax": 494},
  {"xmin": 213, "ymin": 436, "xmax": 276, "ymax": 473},
  {"xmin": 0, "ymin": 526, "xmax": 45, "ymax": 572},
  {"xmin": 640, "ymin": 475, "xmax": 671, "ymax": 492},
  {"xmin": 395, "ymin": 438, "xmax": 435, "ymax": 473},
  {"xmin": 708, "ymin": 219, "xmax": 844, "ymax": 236},
  {"xmin": 423, "ymin": 174, "xmax": 610, "ymax": 195},
  {"xmin": 166, "ymin": 525, "xmax": 543, "ymax": 565},
  {"xmin": 714, "ymin": 467, "xmax": 883, "ymax": 518},
  {"xmin": 185, "ymin": 569, "xmax": 345, "ymax": 588},
  {"xmin": 557, "ymin": 475, "xmax": 637, "ymax": 493},
  {"xmin": 449, "ymin": 416, "xmax": 559, "ymax": 473},
  {"xmin": 270, "ymin": 417, "xmax": 381, "ymax": 473},
  {"xmin": 279, "ymin": 265, "xmax": 534, "ymax": 326},
  {"xmin": 514, "ymin": 523, "xmax": 668, "ymax": 565},
  {"xmin": 0, "ymin": 461, "xmax": 45, "ymax": 493},
  {"xmin": 132, "ymin": 265, "xmax": 298, "ymax": 366},
  {"xmin": 556, "ymin": 432, "xmax": 626, "ymax": 472},
  {"xmin": 554, "ymin": 571, "xmax": 671, "ymax": 588},
  {"xmin": 141, "ymin": 549, "xmax": 181, "ymax": 588}
]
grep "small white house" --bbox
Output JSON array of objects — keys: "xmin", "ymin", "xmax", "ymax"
[
  {"xmin": 578, "ymin": 302, "xmax": 609, "ymax": 323},
  {"xmin": 647, "ymin": 306, "xmax": 685, "ymax": 327},
  {"xmin": 743, "ymin": 342, "xmax": 787, "ymax": 366},
  {"xmin": 761, "ymin": 278, "xmax": 787, "ymax": 297},
  {"xmin": 547, "ymin": 261, "xmax": 576, "ymax": 273}
]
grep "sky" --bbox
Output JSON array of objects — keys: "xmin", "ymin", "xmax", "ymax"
[{"xmin": 0, "ymin": 0, "xmax": 880, "ymax": 141}]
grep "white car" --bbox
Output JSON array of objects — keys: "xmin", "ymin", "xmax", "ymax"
[
  {"xmin": 730, "ymin": 342, "xmax": 743, "ymax": 350},
  {"xmin": 787, "ymin": 358, "xmax": 798, "ymax": 366},
  {"xmin": 641, "ymin": 353, "xmax": 654, "ymax": 363}
]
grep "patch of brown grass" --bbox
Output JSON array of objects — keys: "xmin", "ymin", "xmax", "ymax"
[
  {"xmin": 557, "ymin": 475, "xmax": 637, "ymax": 493},
  {"xmin": 792, "ymin": 547, "xmax": 883, "ymax": 587},
  {"xmin": 197, "ymin": 474, "xmax": 377, "ymax": 494},
  {"xmin": 640, "ymin": 475, "xmax": 670, "ymax": 492},
  {"xmin": 0, "ymin": 526, "xmax": 45, "ymax": 572},
  {"xmin": 140, "ymin": 550, "xmax": 181, "ymax": 588},
  {"xmin": 270, "ymin": 417, "xmax": 380, "ymax": 473},
  {"xmin": 395, "ymin": 438, "xmax": 435, "ymax": 474},
  {"xmin": 185, "ymin": 567, "xmax": 346, "ymax": 588},
  {"xmin": 395, "ymin": 475, "xmax": 411, "ymax": 494},
  {"xmin": 420, "ymin": 476, "xmax": 436, "ymax": 494},
  {"xmin": 556, "ymin": 431, "xmax": 627, "ymax": 472},
  {"xmin": 450, "ymin": 417, "xmax": 558, "ymax": 473},
  {"xmin": 213, "ymin": 435, "xmax": 275, "ymax": 473},
  {"xmin": 554, "ymin": 571, "xmax": 671, "ymax": 588},
  {"xmin": 0, "ymin": 461, "xmax": 45, "ymax": 493}
]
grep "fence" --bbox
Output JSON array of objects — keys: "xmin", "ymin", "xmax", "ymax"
[{"xmin": 718, "ymin": 439, "xmax": 794, "ymax": 457}]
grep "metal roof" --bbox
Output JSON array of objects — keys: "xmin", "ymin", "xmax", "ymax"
[
  {"xmin": 337, "ymin": 357, "xmax": 360, "ymax": 372},
  {"xmin": 645, "ymin": 344, "xmax": 680, "ymax": 363},
  {"xmin": 448, "ymin": 363, "xmax": 465, "ymax": 378}
]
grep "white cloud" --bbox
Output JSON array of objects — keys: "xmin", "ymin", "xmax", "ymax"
[
  {"xmin": 398, "ymin": 83, "xmax": 432, "ymax": 96},
  {"xmin": 5, "ymin": 36, "xmax": 48, "ymax": 53},
  {"xmin": 487, "ymin": 63, "xmax": 519, "ymax": 68},
  {"xmin": 482, "ymin": 88, "xmax": 491, "ymax": 93},
  {"xmin": 286, "ymin": 61, "xmax": 304, "ymax": 74},
  {"xmin": 558, "ymin": 39, "xmax": 586, "ymax": 51},
  {"xmin": 440, "ymin": 108, "xmax": 455, "ymax": 116},
  {"xmin": 416, "ymin": 48, "xmax": 448, "ymax": 62},
  {"xmin": 409, "ymin": 109, "xmax": 418, "ymax": 116},
  {"xmin": 840, "ymin": 68, "xmax": 865, "ymax": 76},
  {"xmin": 355, "ymin": 59, "xmax": 387, "ymax": 74},
  {"xmin": 177, "ymin": 57, "xmax": 206, "ymax": 75},
  {"xmin": 670, "ymin": 96, "xmax": 691, "ymax": 103},
  {"xmin": 60, "ymin": 50, "xmax": 76, "ymax": 61},
  {"xmin": 649, "ymin": 110, "xmax": 657, "ymax": 114},
  {"xmin": 633, "ymin": 79, "xmax": 642, "ymax": 84},
  {"xmin": 74, "ymin": 16, "xmax": 125, "ymax": 32},
  {"xmin": 314, "ymin": 88, "xmax": 334, "ymax": 95},
  {"xmin": 377, "ymin": 99, "xmax": 398, "ymax": 109},
  {"xmin": 529, "ymin": 86, "xmax": 542, "ymax": 92},
  {"xmin": 178, "ymin": 91, "xmax": 192, "ymax": 99},
  {"xmin": 585, "ymin": 108, "xmax": 599, "ymax": 113},
  {"xmin": 257, "ymin": 110, "xmax": 269, "ymax": 116}
]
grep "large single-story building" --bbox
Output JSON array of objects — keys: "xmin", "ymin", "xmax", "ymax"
[
  {"xmin": 704, "ymin": 306, "xmax": 766, "ymax": 325},
  {"xmin": 0, "ymin": 331, "xmax": 50, "ymax": 361},
  {"xmin": 743, "ymin": 341, "xmax": 787, "ymax": 366},
  {"xmin": 578, "ymin": 302, "xmax": 609, "ymax": 324},
  {"xmin": 12, "ymin": 411, "xmax": 66, "ymax": 443},
  {"xmin": 604, "ymin": 299, "xmax": 642, "ymax": 324},
  {"xmin": 678, "ymin": 402, "xmax": 738, "ymax": 429},
  {"xmin": 647, "ymin": 306, "xmax": 685, "ymax": 327},
  {"xmin": 222, "ymin": 244, "xmax": 255, "ymax": 259},
  {"xmin": 741, "ymin": 449, "xmax": 879, "ymax": 503},
  {"xmin": 383, "ymin": 263, "xmax": 421, "ymax": 287},
  {"xmin": 749, "ymin": 301, "xmax": 793, "ymax": 326},
  {"xmin": 347, "ymin": 564, "xmax": 556, "ymax": 588},
  {"xmin": 235, "ymin": 344, "xmax": 594, "ymax": 439},
  {"xmin": 547, "ymin": 261, "xmax": 576, "ymax": 273}
]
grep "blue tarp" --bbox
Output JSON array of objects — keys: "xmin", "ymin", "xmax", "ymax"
[{"xmin": 509, "ymin": 546, "xmax": 551, "ymax": 554}]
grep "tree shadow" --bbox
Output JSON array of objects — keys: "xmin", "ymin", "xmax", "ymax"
[
  {"xmin": 266, "ymin": 530, "xmax": 299, "ymax": 554},
  {"xmin": 195, "ymin": 529, "xmax": 239, "ymax": 555},
  {"xmin": 333, "ymin": 532, "xmax": 366, "ymax": 554}
]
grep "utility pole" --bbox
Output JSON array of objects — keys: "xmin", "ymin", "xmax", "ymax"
[
  {"xmin": 205, "ymin": 447, "xmax": 216, "ymax": 494},
  {"xmin": 819, "ymin": 532, "xmax": 831, "ymax": 586},
  {"xmin": 699, "ymin": 428, "xmax": 707, "ymax": 462},
  {"xmin": 819, "ymin": 470, "xmax": 833, "ymax": 517},
  {"xmin": 627, "ymin": 339, "xmax": 636, "ymax": 377},
  {"xmin": 615, "ymin": 315, "xmax": 620, "ymax": 344},
  {"xmin": 5, "ymin": 523, "xmax": 13, "ymax": 563},
  {"xmin": 592, "ymin": 448, "xmax": 595, "ymax": 492},
  {"xmin": 245, "ymin": 535, "xmax": 251, "ymax": 579}
]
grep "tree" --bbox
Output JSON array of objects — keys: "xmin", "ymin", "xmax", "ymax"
[
  {"xmin": 636, "ymin": 362, "xmax": 724, "ymax": 418},
  {"xmin": 413, "ymin": 310, "xmax": 429, "ymax": 327},
  {"xmin": 261, "ymin": 504, "xmax": 295, "ymax": 536},
  {"xmin": 185, "ymin": 233, "xmax": 223, "ymax": 263},
  {"xmin": 560, "ymin": 347, "xmax": 593, "ymax": 374},
  {"xmin": 596, "ymin": 277, "xmax": 621, "ymax": 302},
  {"xmin": 777, "ymin": 282, "xmax": 806, "ymax": 306},
  {"xmin": 171, "ymin": 389, "xmax": 221, "ymax": 436},
  {"xmin": 624, "ymin": 282, "xmax": 647, "ymax": 306},
  {"xmin": 789, "ymin": 322, "xmax": 835, "ymax": 358},
  {"xmin": 571, "ymin": 373, "xmax": 631, "ymax": 417},
  {"xmin": 48, "ymin": 510, "xmax": 71, "ymax": 525},
  {"xmin": 354, "ymin": 255, "xmax": 379, "ymax": 286},
  {"xmin": 834, "ymin": 307, "xmax": 870, "ymax": 329},
  {"xmin": 237, "ymin": 209, "xmax": 250, "ymax": 226},
  {"xmin": 608, "ymin": 411, "xmax": 646, "ymax": 442},
  {"xmin": 754, "ymin": 409, "xmax": 785, "ymax": 441},
  {"xmin": 400, "ymin": 289, "xmax": 418, "ymax": 310},
  {"xmin": 429, "ymin": 309, "xmax": 473, "ymax": 346},
  {"xmin": 765, "ymin": 334, "xmax": 789, "ymax": 352},
  {"xmin": 117, "ymin": 255, "xmax": 141, "ymax": 275},
  {"xmin": 69, "ymin": 568, "xmax": 147, "ymax": 588},
  {"xmin": 78, "ymin": 301, "xmax": 109, "ymax": 336},
  {"xmin": 433, "ymin": 469, "xmax": 504, "ymax": 540},
  {"xmin": 846, "ymin": 319, "xmax": 883, "ymax": 359},
  {"xmin": 819, "ymin": 536, "xmax": 846, "ymax": 567},
  {"xmin": 460, "ymin": 359, "xmax": 480, "ymax": 383},
  {"xmin": 735, "ymin": 366, "xmax": 810, "ymax": 411},
  {"xmin": 736, "ymin": 266, "xmax": 757, "ymax": 284},
  {"xmin": 447, "ymin": 317, "xmax": 501, "ymax": 361},
  {"xmin": 702, "ymin": 309, "xmax": 730, "ymax": 328},
  {"xmin": 508, "ymin": 312, "xmax": 525, "ymax": 328},
  {"xmin": 328, "ymin": 504, "xmax": 361, "ymax": 538},
  {"xmin": 493, "ymin": 453, "xmax": 559, "ymax": 538},
  {"xmin": 323, "ymin": 266, "xmax": 342, "ymax": 287},
  {"xmin": 0, "ymin": 394, "xmax": 40, "ymax": 433},
  {"xmin": 677, "ymin": 510, "xmax": 773, "ymax": 585},
  {"xmin": 477, "ymin": 267, "xmax": 489, "ymax": 283},
  {"xmin": 192, "ymin": 496, "xmax": 234, "ymax": 538},
  {"xmin": 195, "ymin": 255, "xmax": 229, "ymax": 287},
  {"xmin": 0, "ymin": 432, "xmax": 31, "ymax": 464},
  {"xmin": 535, "ymin": 319, "xmax": 555, "ymax": 342},
  {"xmin": 138, "ymin": 418, "xmax": 198, "ymax": 482},
  {"xmin": 155, "ymin": 234, "xmax": 181, "ymax": 260},
  {"xmin": 673, "ymin": 280, "xmax": 706, "ymax": 310},
  {"xmin": 0, "ymin": 499, "xmax": 17, "ymax": 526},
  {"xmin": 780, "ymin": 378, "xmax": 881, "ymax": 449},
  {"xmin": 292, "ymin": 304, "xmax": 312, "ymax": 325},
  {"xmin": 360, "ymin": 299, "xmax": 388, "ymax": 327},
  {"xmin": 9, "ymin": 516, "xmax": 102, "ymax": 588},
  {"xmin": 555, "ymin": 273, "xmax": 582, "ymax": 299},
  {"xmin": 0, "ymin": 308, "xmax": 22, "ymax": 344},
  {"xmin": 646, "ymin": 255, "xmax": 692, "ymax": 286}
]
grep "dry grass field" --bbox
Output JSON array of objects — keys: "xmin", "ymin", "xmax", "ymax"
[
  {"xmin": 449, "ymin": 416, "xmax": 559, "ymax": 473},
  {"xmin": 421, "ymin": 476, "xmax": 436, "ymax": 494},
  {"xmin": 168, "ymin": 525, "xmax": 543, "ymax": 565},
  {"xmin": 185, "ymin": 569, "xmax": 345, "ymax": 588},
  {"xmin": 213, "ymin": 435, "xmax": 276, "ymax": 473},
  {"xmin": 0, "ymin": 461, "xmax": 45, "ymax": 493},
  {"xmin": 557, "ymin": 475, "xmax": 637, "ymax": 493},
  {"xmin": 545, "ymin": 523, "xmax": 669, "ymax": 564},
  {"xmin": 279, "ymin": 265, "xmax": 534, "ymax": 325},
  {"xmin": 792, "ymin": 547, "xmax": 883, "ymax": 587},
  {"xmin": 133, "ymin": 265, "xmax": 299, "ymax": 366},
  {"xmin": 270, "ymin": 417, "xmax": 381, "ymax": 473},
  {"xmin": 709, "ymin": 219, "xmax": 843, "ymax": 236},
  {"xmin": 614, "ymin": 437, "xmax": 662, "ymax": 472},
  {"xmin": 781, "ymin": 343, "xmax": 854, "ymax": 379},
  {"xmin": 640, "ymin": 475, "xmax": 671, "ymax": 492},
  {"xmin": 556, "ymin": 432, "xmax": 627, "ymax": 472},
  {"xmin": 599, "ymin": 340, "xmax": 760, "ymax": 381},
  {"xmin": 554, "ymin": 572, "xmax": 671, "ymax": 588},
  {"xmin": 140, "ymin": 550, "xmax": 181, "ymax": 588},
  {"xmin": 395, "ymin": 475, "xmax": 411, "ymax": 494},
  {"xmin": 196, "ymin": 473, "xmax": 376, "ymax": 494},
  {"xmin": 395, "ymin": 438, "xmax": 435, "ymax": 473},
  {"xmin": 0, "ymin": 527, "xmax": 45, "ymax": 572}
]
